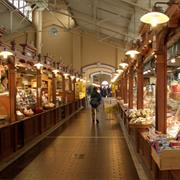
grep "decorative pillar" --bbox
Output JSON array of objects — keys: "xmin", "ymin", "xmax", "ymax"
[
  {"xmin": 128, "ymin": 66, "xmax": 133, "ymax": 109},
  {"xmin": 137, "ymin": 55, "xmax": 144, "ymax": 109},
  {"xmin": 155, "ymin": 30, "xmax": 168, "ymax": 133},
  {"xmin": 33, "ymin": 9, "xmax": 43, "ymax": 54},
  {"xmin": 8, "ymin": 56, "xmax": 16, "ymax": 122},
  {"xmin": 52, "ymin": 73, "xmax": 56, "ymax": 105},
  {"xmin": 62, "ymin": 73, "xmax": 65, "ymax": 103},
  {"xmin": 124, "ymin": 72, "xmax": 128, "ymax": 104},
  {"xmin": 36, "ymin": 69, "xmax": 42, "ymax": 108}
]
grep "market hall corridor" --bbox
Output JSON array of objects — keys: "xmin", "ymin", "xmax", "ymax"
[{"xmin": 0, "ymin": 105, "xmax": 139, "ymax": 180}]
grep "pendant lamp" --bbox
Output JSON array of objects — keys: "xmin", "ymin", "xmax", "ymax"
[
  {"xmin": 0, "ymin": 48, "xmax": 13, "ymax": 59},
  {"xmin": 125, "ymin": 50, "xmax": 139, "ymax": 58}
]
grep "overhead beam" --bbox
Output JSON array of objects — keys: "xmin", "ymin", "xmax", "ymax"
[
  {"xmin": 50, "ymin": 8, "xmax": 130, "ymax": 38},
  {"xmin": 119, "ymin": 0, "xmax": 149, "ymax": 11},
  {"xmin": 102, "ymin": 0, "xmax": 149, "ymax": 12},
  {"xmin": 97, "ymin": 7, "xmax": 131, "ymax": 21}
]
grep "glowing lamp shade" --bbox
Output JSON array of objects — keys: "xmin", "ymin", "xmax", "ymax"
[
  {"xmin": 64, "ymin": 73, "xmax": 69, "ymax": 78},
  {"xmin": 0, "ymin": 50, "xmax": 13, "ymax": 59},
  {"xmin": 52, "ymin": 69, "xmax": 59, "ymax": 74},
  {"xmin": 34, "ymin": 62, "xmax": 43, "ymax": 69},
  {"xmin": 125, "ymin": 50, "xmax": 139, "ymax": 58},
  {"xmin": 140, "ymin": 12, "xmax": 169, "ymax": 27},
  {"xmin": 71, "ymin": 75, "xmax": 76, "ymax": 80},
  {"xmin": 119, "ymin": 63, "xmax": 128, "ymax": 69},
  {"xmin": 116, "ymin": 69, "xmax": 123, "ymax": 74}
]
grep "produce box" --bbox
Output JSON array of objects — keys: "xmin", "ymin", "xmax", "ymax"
[{"xmin": 151, "ymin": 147, "xmax": 180, "ymax": 170}]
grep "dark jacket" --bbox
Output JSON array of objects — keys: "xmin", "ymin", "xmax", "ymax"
[{"xmin": 90, "ymin": 90, "xmax": 101, "ymax": 108}]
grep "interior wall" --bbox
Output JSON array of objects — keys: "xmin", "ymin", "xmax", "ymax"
[
  {"xmin": 42, "ymin": 10, "xmax": 73, "ymax": 65},
  {"xmin": 82, "ymin": 34, "xmax": 117, "ymax": 67}
]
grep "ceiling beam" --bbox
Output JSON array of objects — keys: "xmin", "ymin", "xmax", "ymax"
[
  {"xmin": 102, "ymin": 0, "xmax": 149, "ymax": 12},
  {"xmin": 97, "ymin": 7, "xmax": 131, "ymax": 21},
  {"xmin": 50, "ymin": 8, "xmax": 130, "ymax": 38},
  {"xmin": 119, "ymin": 0, "xmax": 149, "ymax": 11}
]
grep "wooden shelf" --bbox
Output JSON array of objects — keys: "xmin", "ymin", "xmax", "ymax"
[{"xmin": 151, "ymin": 147, "xmax": 180, "ymax": 170}]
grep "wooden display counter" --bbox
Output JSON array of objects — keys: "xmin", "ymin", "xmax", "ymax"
[
  {"xmin": 151, "ymin": 147, "xmax": 180, "ymax": 170},
  {"xmin": 0, "ymin": 98, "xmax": 85, "ymax": 170}
]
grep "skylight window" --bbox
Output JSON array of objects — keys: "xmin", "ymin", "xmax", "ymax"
[{"xmin": 8, "ymin": 0, "xmax": 32, "ymax": 21}]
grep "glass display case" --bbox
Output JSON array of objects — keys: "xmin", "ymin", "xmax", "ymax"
[
  {"xmin": 56, "ymin": 73, "xmax": 63, "ymax": 104},
  {"xmin": 0, "ymin": 64, "xmax": 8, "ymax": 94},
  {"xmin": 41, "ymin": 71, "xmax": 54, "ymax": 108},
  {"xmin": 16, "ymin": 66, "xmax": 37, "ymax": 117},
  {"xmin": 0, "ymin": 64, "xmax": 9, "ymax": 123}
]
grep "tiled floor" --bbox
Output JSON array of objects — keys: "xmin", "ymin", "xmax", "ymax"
[{"xmin": 0, "ymin": 105, "xmax": 139, "ymax": 180}]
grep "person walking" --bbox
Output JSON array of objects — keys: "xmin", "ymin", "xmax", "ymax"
[{"xmin": 90, "ymin": 87, "xmax": 102, "ymax": 124}]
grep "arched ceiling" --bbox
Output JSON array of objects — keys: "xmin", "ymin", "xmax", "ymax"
[
  {"xmin": 65, "ymin": 0, "xmax": 169, "ymax": 46},
  {"xmin": 82, "ymin": 63, "xmax": 115, "ymax": 84}
]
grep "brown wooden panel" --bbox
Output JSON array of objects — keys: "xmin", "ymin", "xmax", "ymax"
[
  {"xmin": 0, "ymin": 126, "xmax": 14, "ymax": 159},
  {"xmin": 23, "ymin": 117, "xmax": 39, "ymax": 144}
]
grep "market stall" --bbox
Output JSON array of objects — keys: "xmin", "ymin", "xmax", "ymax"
[
  {"xmin": 0, "ymin": 32, "xmax": 86, "ymax": 164},
  {"xmin": 116, "ymin": 2, "xmax": 180, "ymax": 179}
]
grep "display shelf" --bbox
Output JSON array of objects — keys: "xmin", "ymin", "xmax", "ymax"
[
  {"xmin": 151, "ymin": 147, "xmax": 180, "ymax": 170},
  {"xmin": 129, "ymin": 123, "xmax": 152, "ymax": 129}
]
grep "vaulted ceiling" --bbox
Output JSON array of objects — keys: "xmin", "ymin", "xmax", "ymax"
[{"xmin": 0, "ymin": 0, "xmax": 169, "ymax": 47}]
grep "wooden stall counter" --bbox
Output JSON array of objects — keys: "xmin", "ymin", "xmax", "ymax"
[
  {"xmin": 129, "ymin": 123, "xmax": 152, "ymax": 153},
  {"xmin": 0, "ymin": 98, "xmax": 86, "ymax": 170},
  {"xmin": 151, "ymin": 147, "xmax": 180, "ymax": 171}
]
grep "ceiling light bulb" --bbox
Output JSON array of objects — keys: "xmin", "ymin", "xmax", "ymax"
[
  {"xmin": 171, "ymin": 58, "xmax": 176, "ymax": 63},
  {"xmin": 151, "ymin": 17, "xmax": 158, "ymax": 27}
]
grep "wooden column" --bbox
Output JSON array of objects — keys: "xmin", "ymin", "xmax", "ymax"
[
  {"xmin": 62, "ymin": 74, "xmax": 65, "ymax": 103},
  {"xmin": 73, "ymin": 79, "xmax": 76, "ymax": 101},
  {"xmin": 124, "ymin": 72, "xmax": 128, "ymax": 104},
  {"xmin": 128, "ymin": 66, "xmax": 133, "ymax": 109},
  {"xmin": 52, "ymin": 73, "xmax": 56, "ymax": 105},
  {"xmin": 36, "ymin": 69, "xmax": 42, "ymax": 108},
  {"xmin": 120, "ymin": 78, "xmax": 122, "ymax": 99},
  {"xmin": 155, "ymin": 30, "xmax": 167, "ymax": 133},
  {"xmin": 137, "ymin": 56, "xmax": 144, "ymax": 109},
  {"xmin": 8, "ymin": 56, "xmax": 16, "ymax": 122}
]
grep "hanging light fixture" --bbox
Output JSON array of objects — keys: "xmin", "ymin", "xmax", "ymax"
[
  {"xmin": 52, "ymin": 62, "xmax": 59, "ymax": 74},
  {"xmin": 71, "ymin": 75, "xmax": 76, "ymax": 80},
  {"xmin": 140, "ymin": 2, "xmax": 172, "ymax": 27},
  {"xmin": 125, "ymin": 50, "xmax": 139, "ymax": 58},
  {"xmin": 0, "ymin": 48, "xmax": 13, "ymax": 59},
  {"xmin": 34, "ymin": 54, "xmax": 44, "ymax": 69},
  {"xmin": 52, "ymin": 69, "xmax": 59, "ymax": 74},
  {"xmin": 119, "ymin": 63, "xmax": 128, "ymax": 69},
  {"xmin": 140, "ymin": 12, "xmax": 169, "ymax": 27},
  {"xmin": 116, "ymin": 69, "xmax": 123, "ymax": 74},
  {"xmin": 34, "ymin": 62, "xmax": 43, "ymax": 69}
]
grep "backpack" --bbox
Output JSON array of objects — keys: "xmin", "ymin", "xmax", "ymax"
[{"xmin": 90, "ymin": 98, "xmax": 100, "ymax": 108}]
